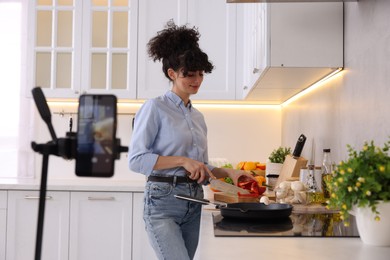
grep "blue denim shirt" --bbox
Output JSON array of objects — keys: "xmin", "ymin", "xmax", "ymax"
[{"xmin": 128, "ymin": 91, "xmax": 214, "ymax": 177}]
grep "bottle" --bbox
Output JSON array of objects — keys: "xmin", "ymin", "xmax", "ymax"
[{"xmin": 321, "ymin": 149, "xmax": 333, "ymax": 200}]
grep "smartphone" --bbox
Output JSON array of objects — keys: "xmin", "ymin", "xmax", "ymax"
[{"xmin": 76, "ymin": 94, "xmax": 117, "ymax": 177}]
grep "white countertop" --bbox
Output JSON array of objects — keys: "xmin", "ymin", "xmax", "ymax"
[
  {"xmin": 196, "ymin": 207, "xmax": 390, "ymax": 260},
  {"xmin": 0, "ymin": 178, "xmax": 146, "ymax": 192},
  {"xmin": 2, "ymin": 178, "xmax": 390, "ymax": 259}
]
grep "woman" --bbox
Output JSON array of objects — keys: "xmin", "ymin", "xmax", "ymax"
[{"xmin": 128, "ymin": 21, "xmax": 251, "ymax": 260}]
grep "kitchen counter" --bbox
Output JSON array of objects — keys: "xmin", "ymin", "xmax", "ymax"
[
  {"xmin": 0, "ymin": 178, "xmax": 146, "ymax": 192},
  {"xmin": 196, "ymin": 207, "xmax": 390, "ymax": 260},
  {"xmin": 2, "ymin": 179, "xmax": 390, "ymax": 259}
]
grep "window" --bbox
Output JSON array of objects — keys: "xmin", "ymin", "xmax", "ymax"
[{"xmin": 0, "ymin": 2, "xmax": 22, "ymax": 178}]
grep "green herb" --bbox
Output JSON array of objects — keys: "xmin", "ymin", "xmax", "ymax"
[
  {"xmin": 221, "ymin": 163, "xmax": 233, "ymax": 169},
  {"xmin": 268, "ymin": 147, "xmax": 292, "ymax": 163},
  {"xmin": 326, "ymin": 139, "xmax": 390, "ymax": 225},
  {"xmin": 224, "ymin": 177, "xmax": 234, "ymax": 185}
]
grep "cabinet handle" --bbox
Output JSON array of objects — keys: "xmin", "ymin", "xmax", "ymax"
[
  {"xmin": 243, "ymin": 86, "xmax": 248, "ymax": 90},
  {"xmin": 253, "ymin": 68, "xmax": 260, "ymax": 74},
  {"xmin": 24, "ymin": 196, "xmax": 53, "ymax": 200},
  {"xmin": 88, "ymin": 196, "xmax": 115, "ymax": 201}
]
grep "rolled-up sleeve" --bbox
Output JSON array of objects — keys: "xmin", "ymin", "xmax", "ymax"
[{"xmin": 128, "ymin": 100, "xmax": 159, "ymax": 176}]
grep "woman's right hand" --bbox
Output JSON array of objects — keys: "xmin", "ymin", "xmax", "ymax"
[{"xmin": 183, "ymin": 158, "xmax": 216, "ymax": 183}]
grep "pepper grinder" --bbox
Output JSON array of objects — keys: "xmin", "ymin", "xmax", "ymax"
[
  {"xmin": 306, "ymin": 164, "xmax": 324, "ymax": 204},
  {"xmin": 306, "ymin": 164, "xmax": 318, "ymax": 192}
]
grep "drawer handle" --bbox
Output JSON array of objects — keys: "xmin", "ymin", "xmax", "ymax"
[
  {"xmin": 88, "ymin": 196, "xmax": 115, "ymax": 201},
  {"xmin": 24, "ymin": 196, "xmax": 53, "ymax": 200}
]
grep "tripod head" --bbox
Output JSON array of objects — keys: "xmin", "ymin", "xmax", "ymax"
[{"xmin": 31, "ymin": 86, "xmax": 128, "ymax": 168}]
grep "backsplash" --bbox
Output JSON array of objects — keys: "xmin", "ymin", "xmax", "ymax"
[
  {"xmin": 34, "ymin": 104, "xmax": 282, "ymax": 180},
  {"xmin": 281, "ymin": 0, "xmax": 390, "ymax": 167}
]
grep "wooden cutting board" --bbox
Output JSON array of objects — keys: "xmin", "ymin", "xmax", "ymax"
[
  {"xmin": 214, "ymin": 192, "xmax": 259, "ymax": 203},
  {"xmin": 292, "ymin": 204, "xmax": 340, "ymax": 214}
]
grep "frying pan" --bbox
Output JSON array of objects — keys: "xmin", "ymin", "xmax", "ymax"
[
  {"xmin": 174, "ymin": 194, "xmax": 293, "ymax": 220},
  {"xmin": 214, "ymin": 214, "xmax": 294, "ymax": 233}
]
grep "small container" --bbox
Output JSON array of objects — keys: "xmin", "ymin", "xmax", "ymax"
[
  {"xmin": 300, "ymin": 167, "xmax": 309, "ymax": 184},
  {"xmin": 266, "ymin": 174, "xmax": 279, "ymax": 191}
]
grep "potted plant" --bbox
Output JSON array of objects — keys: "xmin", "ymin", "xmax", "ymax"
[
  {"xmin": 268, "ymin": 147, "xmax": 292, "ymax": 164},
  {"xmin": 326, "ymin": 139, "xmax": 390, "ymax": 246}
]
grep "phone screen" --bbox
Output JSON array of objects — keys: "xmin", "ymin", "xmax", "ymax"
[{"xmin": 76, "ymin": 95, "xmax": 117, "ymax": 177}]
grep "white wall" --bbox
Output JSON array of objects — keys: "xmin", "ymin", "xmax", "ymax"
[
  {"xmin": 35, "ymin": 104, "xmax": 281, "ymax": 180},
  {"xmin": 281, "ymin": 0, "xmax": 390, "ymax": 166}
]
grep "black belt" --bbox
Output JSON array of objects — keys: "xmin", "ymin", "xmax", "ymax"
[{"xmin": 147, "ymin": 176, "xmax": 198, "ymax": 185}]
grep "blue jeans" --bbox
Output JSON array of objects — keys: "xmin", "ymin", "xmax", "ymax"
[{"xmin": 143, "ymin": 181, "xmax": 204, "ymax": 260}]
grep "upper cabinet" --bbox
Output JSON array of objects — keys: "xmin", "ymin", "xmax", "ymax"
[
  {"xmin": 31, "ymin": 0, "xmax": 237, "ymax": 100},
  {"xmin": 137, "ymin": 0, "xmax": 237, "ymax": 100},
  {"xmin": 30, "ymin": 0, "xmax": 138, "ymax": 99},
  {"xmin": 136, "ymin": 0, "xmax": 185, "ymax": 100},
  {"xmin": 28, "ymin": 0, "xmax": 343, "ymax": 102},
  {"xmin": 237, "ymin": 2, "xmax": 343, "ymax": 104}
]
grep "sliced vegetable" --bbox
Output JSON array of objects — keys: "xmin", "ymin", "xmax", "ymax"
[
  {"xmin": 237, "ymin": 178, "xmax": 267, "ymax": 197},
  {"xmin": 224, "ymin": 177, "xmax": 234, "ymax": 185}
]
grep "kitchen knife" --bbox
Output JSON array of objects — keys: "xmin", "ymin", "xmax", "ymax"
[
  {"xmin": 209, "ymin": 178, "xmax": 250, "ymax": 195},
  {"xmin": 292, "ymin": 134, "xmax": 307, "ymax": 158}
]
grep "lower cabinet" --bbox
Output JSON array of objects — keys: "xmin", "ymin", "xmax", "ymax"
[
  {"xmin": 3, "ymin": 189, "xmax": 152, "ymax": 260},
  {"xmin": 69, "ymin": 192, "xmax": 133, "ymax": 260},
  {"xmin": 132, "ymin": 192, "xmax": 158, "ymax": 260},
  {"xmin": 0, "ymin": 191, "xmax": 7, "ymax": 260},
  {"xmin": 6, "ymin": 190, "xmax": 70, "ymax": 260}
]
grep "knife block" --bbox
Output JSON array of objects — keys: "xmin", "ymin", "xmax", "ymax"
[{"xmin": 275, "ymin": 155, "xmax": 308, "ymax": 188}]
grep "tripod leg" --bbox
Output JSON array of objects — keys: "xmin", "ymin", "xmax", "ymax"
[{"xmin": 34, "ymin": 152, "xmax": 49, "ymax": 260}]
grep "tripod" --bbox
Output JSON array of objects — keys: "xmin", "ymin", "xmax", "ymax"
[{"xmin": 31, "ymin": 87, "xmax": 127, "ymax": 260}]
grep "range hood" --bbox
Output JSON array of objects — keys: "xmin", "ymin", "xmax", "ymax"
[
  {"xmin": 227, "ymin": 0, "xmax": 357, "ymax": 3},
  {"xmin": 237, "ymin": 2, "xmax": 344, "ymax": 104}
]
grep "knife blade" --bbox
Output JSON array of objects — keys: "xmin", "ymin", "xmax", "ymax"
[
  {"xmin": 309, "ymin": 138, "xmax": 315, "ymax": 166},
  {"xmin": 292, "ymin": 134, "xmax": 307, "ymax": 158},
  {"xmin": 209, "ymin": 178, "xmax": 250, "ymax": 195}
]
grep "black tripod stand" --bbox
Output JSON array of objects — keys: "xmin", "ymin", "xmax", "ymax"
[{"xmin": 30, "ymin": 87, "xmax": 127, "ymax": 260}]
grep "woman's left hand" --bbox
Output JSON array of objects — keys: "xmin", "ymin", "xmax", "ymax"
[{"xmin": 220, "ymin": 168, "xmax": 256, "ymax": 185}]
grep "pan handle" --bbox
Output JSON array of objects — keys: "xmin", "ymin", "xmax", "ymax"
[
  {"xmin": 174, "ymin": 194, "xmax": 226, "ymax": 208},
  {"xmin": 174, "ymin": 194, "xmax": 210, "ymax": 205}
]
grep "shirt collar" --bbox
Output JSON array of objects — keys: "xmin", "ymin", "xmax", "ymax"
[{"xmin": 165, "ymin": 91, "xmax": 192, "ymax": 110}]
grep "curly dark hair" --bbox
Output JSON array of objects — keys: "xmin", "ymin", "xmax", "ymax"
[{"xmin": 147, "ymin": 20, "xmax": 214, "ymax": 80}]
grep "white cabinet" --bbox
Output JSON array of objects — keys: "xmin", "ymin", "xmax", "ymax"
[
  {"xmin": 6, "ymin": 191, "xmax": 69, "ymax": 260},
  {"xmin": 0, "ymin": 191, "xmax": 6, "ymax": 260},
  {"xmin": 238, "ymin": 2, "xmax": 343, "ymax": 103},
  {"xmin": 30, "ymin": 0, "xmax": 138, "ymax": 99},
  {"xmin": 137, "ymin": 0, "xmax": 185, "ymax": 99},
  {"xmin": 132, "ymin": 192, "xmax": 158, "ymax": 260},
  {"xmin": 137, "ymin": 0, "xmax": 238, "ymax": 100},
  {"xmin": 29, "ymin": 0, "xmax": 239, "ymax": 101},
  {"xmin": 187, "ymin": 0, "xmax": 237, "ymax": 100},
  {"xmin": 69, "ymin": 191, "xmax": 133, "ymax": 260},
  {"xmin": 237, "ymin": 3, "xmax": 268, "ymax": 99}
]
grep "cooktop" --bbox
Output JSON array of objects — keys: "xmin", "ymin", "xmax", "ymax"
[{"xmin": 213, "ymin": 212, "xmax": 359, "ymax": 237}]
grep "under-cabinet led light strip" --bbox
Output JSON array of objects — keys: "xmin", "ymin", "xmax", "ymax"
[
  {"xmin": 281, "ymin": 68, "xmax": 343, "ymax": 107},
  {"xmin": 47, "ymin": 68, "xmax": 342, "ymax": 111}
]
